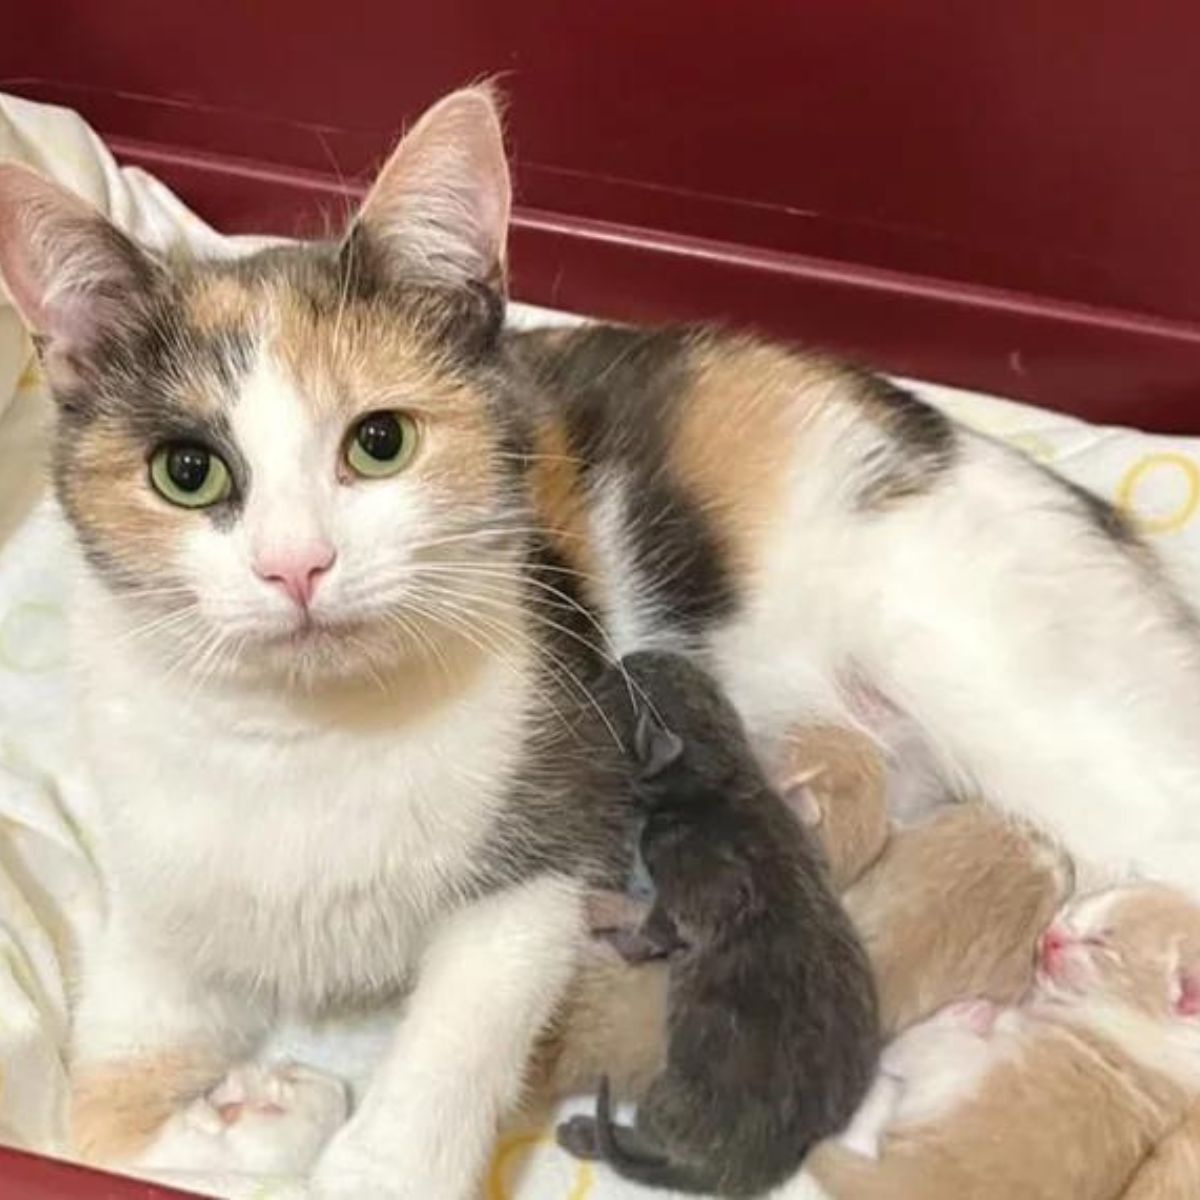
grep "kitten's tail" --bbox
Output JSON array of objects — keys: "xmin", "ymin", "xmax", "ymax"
[{"xmin": 592, "ymin": 1076, "xmax": 714, "ymax": 1195}]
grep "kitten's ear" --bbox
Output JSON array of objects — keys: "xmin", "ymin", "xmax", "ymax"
[
  {"xmin": 782, "ymin": 778, "xmax": 824, "ymax": 828},
  {"xmin": 1172, "ymin": 967, "xmax": 1200, "ymax": 1017},
  {"xmin": 0, "ymin": 164, "xmax": 159, "ymax": 351},
  {"xmin": 351, "ymin": 86, "xmax": 510, "ymax": 292},
  {"xmin": 633, "ymin": 709, "xmax": 685, "ymax": 779}
]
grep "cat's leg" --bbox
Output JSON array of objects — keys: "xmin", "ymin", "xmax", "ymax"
[
  {"xmin": 310, "ymin": 873, "xmax": 584, "ymax": 1200},
  {"xmin": 70, "ymin": 910, "xmax": 269, "ymax": 1167}
]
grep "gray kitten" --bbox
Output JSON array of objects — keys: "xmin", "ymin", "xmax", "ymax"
[{"xmin": 557, "ymin": 651, "xmax": 880, "ymax": 1197}]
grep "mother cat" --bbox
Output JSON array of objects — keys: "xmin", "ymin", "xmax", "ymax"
[{"xmin": 2, "ymin": 87, "xmax": 1199, "ymax": 1198}]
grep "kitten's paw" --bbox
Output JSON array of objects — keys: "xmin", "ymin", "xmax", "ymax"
[
  {"xmin": 140, "ymin": 1062, "xmax": 348, "ymax": 1174},
  {"xmin": 556, "ymin": 1114, "xmax": 602, "ymax": 1160}
]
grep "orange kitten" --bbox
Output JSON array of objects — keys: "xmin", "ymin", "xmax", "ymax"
[
  {"xmin": 811, "ymin": 884, "xmax": 1200, "ymax": 1200},
  {"xmin": 1122, "ymin": 1103, "xmax": 1200, "ymax": 1198},
  {"xmin": 847, "ymin": 802, "xmax": 1073, "ymax": 1034}
]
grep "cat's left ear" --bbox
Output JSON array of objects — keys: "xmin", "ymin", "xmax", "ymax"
[
  {"xmin": 0, "ymin": 163, "xmax": 160, "ymax": 352},
  {"xmin": 350, "ymin": 86, "xmax": 511, "ymax": 293}
]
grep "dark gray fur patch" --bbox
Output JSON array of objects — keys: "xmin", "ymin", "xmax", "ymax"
[
  {"xmin": 853, "ymin": 376, "xmax": 959, "ymax": 509},
  {"xmin": 1058, "ymin": 475, "xmax": 1140, "ymax": 546},
  {"xmin": 511, "ymin": 324, "xmax": 739, "ymax": 637}
]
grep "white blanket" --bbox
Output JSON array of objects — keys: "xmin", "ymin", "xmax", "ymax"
[{"xmin": 3, "ymin": 90, "xmax": 1200, "ymax": 1200}]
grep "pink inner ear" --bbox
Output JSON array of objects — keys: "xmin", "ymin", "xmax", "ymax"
[{"xmin": 1175, "ymin": 970, "xmax": 1200, "ymax": 1017}]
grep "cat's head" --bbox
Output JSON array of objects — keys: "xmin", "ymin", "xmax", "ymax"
[
  {"xmin": 0, "ymin": 87, "xmax": 533, "ymax": 686},
  {"xmin": 598, "ymin": 650, "xmax": 760, "ymax": 802},
  {"xmin": 1035, "ymin": 884, "xmax": 1200, "ymax": 1035}
]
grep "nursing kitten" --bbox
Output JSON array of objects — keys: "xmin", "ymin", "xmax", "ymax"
[
  {"xmin": 845, "ymin": 801, "xmax": 1073, "ymax": 1034},
  {"xmin": 537, "ymin": 735, "xmax": 1069, "ymax": 1102},
  {"xmin": 1121, "ymin": 1103, "xmax": 1200, "ymax": 1199},
  {"xmin": 778, "ymin": 725, "xmax": 890, "ymax": 891},
  {"xmin": 4, "ymin": 83, "xmax": 1200, "ymax": 1200},
  {"xmin": 556, "ymin": 651, "xmax": 879, "ymax": 1197},
  {"xmin": 810, "ymin": 884, "xmax": 1200, "ymax": 1200}
]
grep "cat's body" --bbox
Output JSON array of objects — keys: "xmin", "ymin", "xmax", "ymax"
[
  {"xmin": 2, "ymin": 84, "xmax": 1200, "ymax": 1199},
  {"xmin": 810, "ymin": 884, "xmax": 1200, "ymax": 1200},
  {"xmin": 557, "ymin": 652, "xmax": 878, "ymax": 1197}
]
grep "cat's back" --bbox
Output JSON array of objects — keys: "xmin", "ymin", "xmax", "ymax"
[
  {"xmin": 508, "ymin": 322, "xmax": 962, "ymax": 744},
  {"xmin": 510, "ymin": 321, "xmax": 956, "ymax": 525}
]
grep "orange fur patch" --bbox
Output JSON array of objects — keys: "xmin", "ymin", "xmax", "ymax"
[
  {"xmin": 1123, "ymin": 1102, "xmax": 1200, "ymax": 1199},
  {"xmin": 527, "ymin": 416, "xmax": 595, "ymax": 588},
  {"xmin": 668, "ymin": 338, "xmax": 831, "ymax": 577},
  {"xmin": 70, "ymin": 1049, "xmax": 226, "ymax": 1164},
  {"xmin": 60, "ymin": 424, "xmax": 181, "ymax": 574},
  {"xmin": 184, "ymin": 275, "xmax": 258, "ymax": 335}
]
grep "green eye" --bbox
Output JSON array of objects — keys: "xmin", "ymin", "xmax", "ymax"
[
  {"xmin": 346, "ymin": 411, "xmax": 418, "ymax": 479},
  {"xmin": 149, "ymin": 443, "xmax": 233, "ymax": 509}
]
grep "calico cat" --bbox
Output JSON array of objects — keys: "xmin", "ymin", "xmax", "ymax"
[
  {"xmin": 3, "ymin": 83, "xmax": 1200, "ymax": 1200},
  {"xmin": 556, "ymin": 652, "xmax": 878, "ymax": 1196},
  {"xmin": 809, "ymin": 884, "xmax": 1200, "ymax": 1199}
]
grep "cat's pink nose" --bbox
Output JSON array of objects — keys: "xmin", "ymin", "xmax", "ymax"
[{"xmin": 253, "ymin": 543, "xmax": 336, "ymax": 608}]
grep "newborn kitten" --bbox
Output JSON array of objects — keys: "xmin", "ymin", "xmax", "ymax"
[
  {"xmin": 556, "ymin": 651, "xmax": 879, "ymax": 1197},
  {"xmin": 845, "ymin": 801, "xmax": 1074, "ymax": 1034},
  {"xmin": 778, "ymin": 724, "xmax": 891, "ymax": 891},
  {"xmin": 534, "ymin": 733, "xmax": 1070, "ymax": 1104},
  {"xmin": 810, "ymin": 884, "xmax": 1200, "ymax": 1199},
  {"xmin": 1121, "ymin": 1102, "xmax": 1200, "ymax": 1199}
]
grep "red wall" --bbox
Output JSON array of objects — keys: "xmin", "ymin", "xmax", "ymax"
[{"xmin": 3, "ymin": 2, "xmax": 1200, "ymax": 430}]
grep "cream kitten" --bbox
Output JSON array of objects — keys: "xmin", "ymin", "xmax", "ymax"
[
  {"xmin": 844, "ymin": 801, "xmax": 1073, "ymax": 1034},
  {"xmin": 811, "ymin": 884, "xmax": 1200, "ymax": 1199},
  {"xmin": 4, "ymin": 82, "xmax": 1200, "ymax": 1200}
]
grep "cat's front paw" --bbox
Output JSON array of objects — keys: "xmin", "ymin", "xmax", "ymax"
[{"xmin": 140, "ymin": 1062, "xmax": 348, "ymax": 1175}]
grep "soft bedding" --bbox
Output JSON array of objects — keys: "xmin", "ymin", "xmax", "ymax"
[{"xmin": 1, "ymin": 91, "xmax": 1198, "ymax": 1199}]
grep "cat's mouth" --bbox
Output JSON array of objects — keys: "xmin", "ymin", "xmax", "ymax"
[{"xmin": 260, "ymin": 610, "xmax": 368, "ymax": 648}]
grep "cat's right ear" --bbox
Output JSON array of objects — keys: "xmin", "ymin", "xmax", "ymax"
[
  {"xmin": 349, "ymin": 86, "xmax": 511, "ymax": 294},
  {"xmin": 0, "ymin": 164, "xmax": 160, "ymax": 356}
]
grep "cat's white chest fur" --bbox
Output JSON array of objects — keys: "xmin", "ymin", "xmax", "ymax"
[{"xmin": 74, "ymin": 580, "xmax": 533, "ymax": 1012}]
